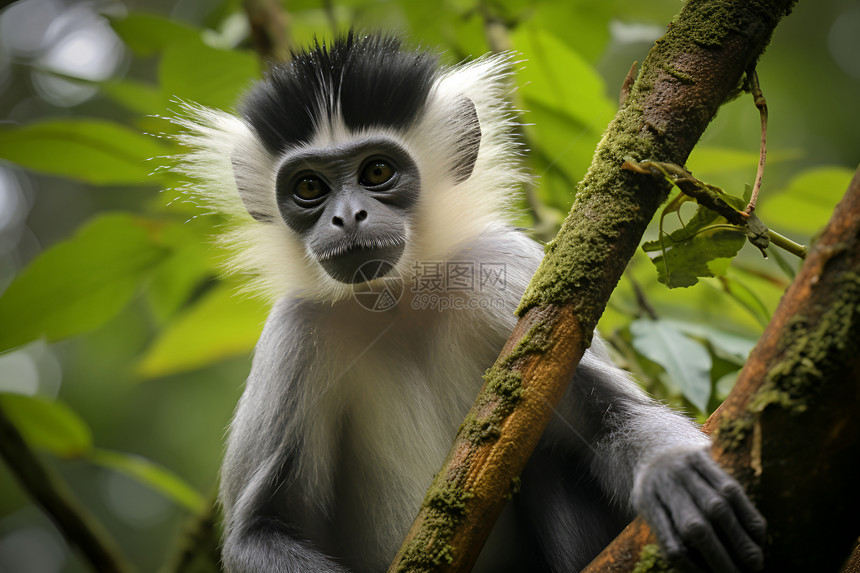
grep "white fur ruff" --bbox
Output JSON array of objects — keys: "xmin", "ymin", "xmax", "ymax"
[{"xmin": 169, "ymin": 53, "xmax": 527, "ymax": 302}]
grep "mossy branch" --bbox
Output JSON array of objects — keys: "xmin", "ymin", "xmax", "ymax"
[
  {"xmin": 583, "ymin": 165, "xmax": 860, "ymax": 573},
  {"xmin": 389, "ymin": 0, "xmax": 798, "ymax": 571}
]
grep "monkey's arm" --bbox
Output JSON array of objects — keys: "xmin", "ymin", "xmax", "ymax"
[
  {"xmin": 219, "ymin": 301, "xmax": 349, "ymax": 573},
  {"xmin": 554, "ymin": 343, "xmax": 766, "ymax": 572},
  {"xmin": 221, "ymin": 457, "xmax": 349, "ymax": 573}
]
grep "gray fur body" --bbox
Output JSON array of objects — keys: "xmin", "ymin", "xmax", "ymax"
[
  {"xmin": 180, "ymin": 34, "xmax": 767, "ymax": 573},
  {"xmin": 219, "ymin": 228, "xmax": 707, "ymax": 572}
]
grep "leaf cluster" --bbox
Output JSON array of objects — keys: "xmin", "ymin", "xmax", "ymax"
[{"xmin": 0, "ymin": 0, "xmax": 856, "ymax": 569}]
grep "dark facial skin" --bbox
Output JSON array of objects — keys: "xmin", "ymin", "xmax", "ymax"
[{"xmin": 275, "ymin": 136, "xmax": 420, "ymax": 284}]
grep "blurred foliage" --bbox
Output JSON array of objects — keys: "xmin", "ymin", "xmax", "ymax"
[{"xmin": 0, "ymin": 0, "xmax": 857, "ymax": 571}]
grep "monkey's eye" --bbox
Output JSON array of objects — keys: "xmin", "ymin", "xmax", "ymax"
[
  {"xmin": 293, "ymin": 175, "xmax": 329, "ymax": 202},
  {"xmin": 359, "ymin": 159, "xmax": 396, "ymax": 188}
]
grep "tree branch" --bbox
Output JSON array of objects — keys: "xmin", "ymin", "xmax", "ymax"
[
  {"xmin": 583, "ymin": 163, "xmax": 860, "ymax": 572},
  {"xmin": 388, "ymin": 0, "xmax": 798, "ymax": 570}
]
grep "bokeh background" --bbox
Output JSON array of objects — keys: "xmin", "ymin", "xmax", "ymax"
[{"xmin": 0, "ymin": 0, "xmax": 857, "ymax": 571}]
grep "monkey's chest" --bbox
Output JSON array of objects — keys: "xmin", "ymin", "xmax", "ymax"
[
  {"xmin": 323, "ymin": 386, "xmax": 528, "ymax": 572},
  {"xmin": 331, "ymin": 379, "xmax": 471, "ymax": 565},
  {"xmin": 306, "ymin": 334, "xmax": 495, "ymax": 570},
  {"xmin": 292, "ymin": 305, "xmax": 519, "ymax": 570}
]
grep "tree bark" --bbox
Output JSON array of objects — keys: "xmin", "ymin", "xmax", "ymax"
[
  {"xmin": 583, "ymin": 165, "xmax": 860, "ymax": 572},
  {"xmin": 388, "ymin": 0, "xmax": 799, "ymax": 571}
]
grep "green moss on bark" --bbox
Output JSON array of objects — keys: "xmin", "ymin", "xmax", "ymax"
[
  {"xmin": 504, "ymin": 476, "xmax": 522, "ymax": 500},
  {"xmin": 516, "ymin": 106, "xmax": 663, "ymax": 336},
  {"xmin": 715, "ymin": 416, "xmax": 754, "ymax": 451},
  {"xmin": 632, "ymin": 544, "xmax": 678, "ymax": 573},
  {"xmin": 392, "ymin": 2, "xmax": 801, "ymax": 570},
  {"xmin": 716, "ymin": 274, "xmax": 860, "ymax": 454},
  {"xmin": 395, "ymin": 485, "xmax": 476, "ymax": 572},
  {"xmin": 750, "ymin": 273, "xmax": 860, "ymax": 414}
]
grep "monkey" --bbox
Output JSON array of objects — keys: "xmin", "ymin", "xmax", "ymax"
[{"xmin": 174, "ymin": 32, "xmax": 766, "ymax": 573}]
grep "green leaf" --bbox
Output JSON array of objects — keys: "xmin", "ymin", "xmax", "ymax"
[
  {"xmin": 398, "ymin": 1, "xmax": 460, "ymax": 49},
  {"xmin": 159, "ymin": 39, "xmax": 258, "ymax": 110},
  {"xmin": 530, "ymin": 1, "xmax": 616, "ymax": 63},
  {"xmin": 513, "ymin": 26, "xmax": 616, "ymax": 127},
  {"xmin": 101, "ymin": 79, "xmax": 169, "ymax": 115},
  {"xmin": 0, "ymin": 213, "xmax": 170, "ymax": 351},
  {"xmin": 514, "ymin": 26, "xmax": 616, "ymax": 209},
  {"xmin": 662, "ymin": 319, "xmax": 756, "ymax": 362},
  {"xmin": 146, "ymin": 223, "xmax": 217, "ymax": 323},
  {"xmin": 0, "ymin": 119, "xmax": 168, "ymax": 185},
  {"xmin": 757, "ymin": 166, "xmax": 854, "ymax": 235},
  {"xmin": 88, "ymin": 448, "xmax": 204, "ymax": 511},
  {"xmin": 715, "ymin": 371, "xmax": 738, "ymax": 401},
  {"xmin": 136, "ymin": 283, "xmax": 268, "ymax": 378},
  {"xmin": 642, "ymin": 193, "xmax": 747, "ymax": 288},
  {"xmin": 630, "ymin": 319, "xmax": 712, "ymax": 411},
  {"xmin": 0, "ymin": 394, "xmax": 203, "ymax": 511},
  {"xmin": 111, "ymin": 12, "xmax": 199, "ymax": 56},
  {"xmin": 0, "ymin": 393, "xmax": 93, "ymax": 458},
  {"xmin": 607, "ymin": 251, "xmax": 770, "ymax": 335}
]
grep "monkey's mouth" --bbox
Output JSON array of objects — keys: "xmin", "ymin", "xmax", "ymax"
[{"xmin": 318, "ymin": 242, "xmax": 405, "ymax": 284}]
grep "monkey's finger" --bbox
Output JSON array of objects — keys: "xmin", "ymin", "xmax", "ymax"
[
  {"xmin": 646, "ymin": 500, "xmax": 700, "ymax": 573},
  {"xmin": 681, "ymin": 465, "xmax": 765, "ymax": 571},
  {"xmin": 695, "ymin": 453, "xmax": 767, "ymax": 544},
  {"xmin": 658, "ymin": 482, "xmax": 740, "ymax": 573}
]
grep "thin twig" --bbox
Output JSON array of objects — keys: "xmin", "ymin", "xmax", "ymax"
[
  {"xmin": 629, "ymin": 274, "xmax": 658, "ymax": 320},
  {"xmin": 768, "ymin": 229, "xmax": 806, "ymax": 259},
  {"xmin": 620, "ymin": 61, "xmax": 638, "ymax": 108},
  {"xmin": 746, "ymin": 69, "xmax": 768, "ymax": 214}
]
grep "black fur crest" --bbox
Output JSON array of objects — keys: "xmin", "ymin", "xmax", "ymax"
[{"xmin": 240, "ymin": 32, "xmax": 439, "ymax": 154}]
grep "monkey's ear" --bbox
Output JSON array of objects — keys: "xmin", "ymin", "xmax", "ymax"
[
  {"xmin": 231, "ymin": 153, "xmax": 277, "ymax": 223},
  {"xmin": 450, "ymin": 97, "xmax": 481, "ymax": 184}
]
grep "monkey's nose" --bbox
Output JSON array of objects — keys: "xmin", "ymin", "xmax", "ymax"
[{"xmin": 332, "ymin": 210, "xmax": 367, "ymax": 228}]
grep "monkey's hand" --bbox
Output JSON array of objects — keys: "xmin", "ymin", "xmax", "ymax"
[{"xmin": 632, "ymin": 445, "xmax": 766, "ymax": 573}]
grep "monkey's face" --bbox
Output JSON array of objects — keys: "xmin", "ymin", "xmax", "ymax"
[
  {"xmin": 205, "ymin": 36, "xmax": 511, "ymax": 302},
  {"xmin": 275, "ymin": 135, "xmax": 419, "ymax": 284}
]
